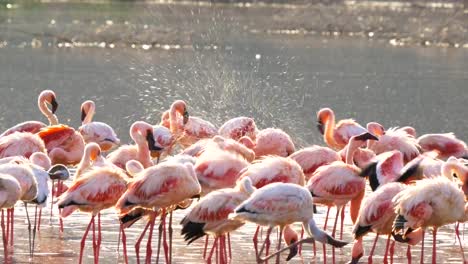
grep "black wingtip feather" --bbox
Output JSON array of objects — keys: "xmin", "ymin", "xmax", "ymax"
[
  {"xmin": 354, "ymin": 225, "xmax": 372, "ymax": 239},
  {"xmin": 181, "ymin": 221, "xmax": 206, "ymax": 245}
]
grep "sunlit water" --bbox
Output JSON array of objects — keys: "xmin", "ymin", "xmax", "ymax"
[{"xmin": 0, "ymin": 0, "xmax": 468, "ymax": 263}]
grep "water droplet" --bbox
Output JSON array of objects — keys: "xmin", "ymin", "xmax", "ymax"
[
  {"xmin": 109, "ymin": 43, "xmax": 115, "ymax": 49},
  {"xmin": 368, "ymin": 32, "xmax": 374, "ymax": 37},
  {"xmin": 6, "ymin": 3, "xmax": 12, "ymax": 9},
  {"xmin": 142, "ymin": 44, "xmax": 151, "ymax": 50},
  {"xmin": 106, "ymin": 20, "xmax": 113, "ymax": 25},
  {"xmin": 50, "ymin": 19, "xmax": 56, "ymax": 25},
  {"xmin": 255, "ymin": 54, "xmax": 261, "ymax": 60}
]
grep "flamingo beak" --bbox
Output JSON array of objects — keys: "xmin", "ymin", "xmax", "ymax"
[
  {"xmin": 355, "ymin": 132, "xmax": 379, "ymax": 141},
  {"xmin": 286, "ymin": 241, "xmax": 298, "ymax": 261},
  {"xmin": 146, "ymin": 131, "xmax": 164, "ymax": 158},
  {"xmin": 81, "ymin": 108, "xmax": 86, "ymax": 122},
  {"xmin": 317, "ymin": 120, "xmax": 325, "ymax": 135},
  {"xmin": 51, "ymin": 97, "xmax": 59, "ymax": 114},
  {"xmin": 48, "ymin": 164, "xmax": 70, "ymax": 181},
  {"xmin": 183, "ymin": 109, "xmax": 189, "ymax": 125}
]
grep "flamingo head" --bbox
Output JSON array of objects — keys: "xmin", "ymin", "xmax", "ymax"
[
  {"xmin": 354, "ymin": 132, "xmax": 379, "ymax": 142},
  {"xmin": 80, "ymin": 100, "xmax": 95, "ymax": 122},
  {"xmin": 146, "ymin": 129, "xmax": 164, "ymax": 158},
  {"xmin": 40, "ymin": 90, "xmax": 58, "ymax": 114},
  {"xmin": 316, "ymin": 108, "xmax": 333, "ymax": 135},
  {"xmin": 171, "ymin": 100, "xmax": 189, "ymax": 125},
  {"xmin": 48, "ymin": 164, "xmax": 70, "ymax": 181}
]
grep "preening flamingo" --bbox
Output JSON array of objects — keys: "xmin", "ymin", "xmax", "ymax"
[
  {"xmin": 79, "ymin": 100, "xmax": 120, "ymax": 151},
  {"xmin": 231, "ymin": 182, "xmax": 348, "ymax": 263},
  {"xmin": 392, "ymin": 177, "xmax": 468, "ymax": 264},
  {"xmin": 115, "ymin": 161, "xmax": 201, "ymax": 264},
  {"xmin": 181, "ymin": 177, "xmax": 255, "ymax": 264},
  {"xmin": 252, "ymin": 128, "xmax": 295, "ymax": 158},
  {"xmin": 417, "ymin": 133, "xmax": 467, "ymax": 160},
  {"xmin": 316, "ymin": 107, "xmax": 367, "ymax": 150},
  {"xmin": 218, "ymin": 117, "xmax": 257, "ymax": 141},
  {"xmin": 368, "ymin": 127, "xmax": 420, "ymax": 163},
  {"xmin": 289, "ymin": 145, "xmax": 341, "ymax": 181},
  {"xmin": 58, "ymin": 166, "xmax": 128, "ymax": 264},
  {"xmin": 107, "ymin": 121, "xmax": 162, "ymax": 169}
]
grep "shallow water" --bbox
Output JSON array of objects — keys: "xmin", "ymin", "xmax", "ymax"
[{"xmin": 0, "ymin": 0, "xmax": 467, "ymax": 263}]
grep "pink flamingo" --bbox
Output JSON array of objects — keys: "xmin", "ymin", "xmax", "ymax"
[
  {"xmin": 79, "ymin": 100, "xmax": 120, "ymax": 152},
  {"xmin": 366, "ymin": 126, "xmax": 420, "ymax": 163},
  {"xmin": 0, "ymin": 174, "xmax": 21, "ymax": 260},
  {"xmin": 0, "ymin": 121, "xmax": 46, "ymax": 139},
  {"xmin": 252, "ymin": 128, "xmax": 295, "ymax": 158},
  {"xmin": 161, "ymin": 100, "xmax": 217, "ymax": 148},
  {"xmin": 218, "ymin": 117, "xmax": 257, "ymax": 141},
  {"xmin": 75, "ymin": 143, "xmax": 110, "ymax": 181},
  {"xmin": 306, "ymin": 132, "xmax": 377, "ymax": 263},
  {"xmin": 181, "ymin": 177, "xmax": 255, "ymax": 264},
  {"xmin": 289, "ymin": 145, "xmax": 341, "ymax": 181},
  {"xmin": 231, "ymin": 182, "xmax": 348, "ymax": 264},
  {"xmin": 115, "ymin": 161, "xmax": 201, "ymax": 264},
  {"xmin": 57, "ymin": 166, "xmax": 128, "ymax": 264},
  {"xmin": 417, "ymin": 133, "xmax": 467, "ymax": 160},
  {"xmin": 106, "ymin": 121, "xmax": 162, "ymax": 169},
  {"xmin": 184, "ymin": 135, "xmax": 255, "ymax": 162},
  {"xmin": 316, "ymin": 107, "xmax": 367, "ymax": 150},
  {"xmin": 350, "ymin": 182, "xmax": 423, "ymax": 264},
  {"xmin": 392, "ymin": 177, "xmax": 468, "ymax": 264},
  {"xmin": 0, "ymin": 132, "xmax": 47, "ymax": 159}
]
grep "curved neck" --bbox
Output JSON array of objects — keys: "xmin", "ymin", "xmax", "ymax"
[
  {"xmin": 82, "ymin": 102, "xmax": 95, "ymax": 125},
  {"xmin": 131, "ymin": 125, "xmax": 153, "ymax": 168},
  {"xmin": 346, "ymin": 138, "xmax": 362, "ymax": 165},
  {"xmin": 169, "ymin": 106, "xmax": 181, "ymax": 135},
  {"xmin": 38, "ymin": 99, "xmax": 58, "ymax": 125},
  {"xmin": 75, "ymin": 150, "xmax": 92, "ymax": 179},
  {"xmin": 323, "ymin": 113, "xmax": 340, "ymax": 150}
]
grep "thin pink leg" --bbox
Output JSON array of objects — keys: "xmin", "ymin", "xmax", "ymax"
[
  {"xmin": 206, "ymin": 237, "xmax": 218, "ymax": 264},
  {"xmin": 58, "ymin": 181, "xmax": 64, "ymax": 233},
  {"xmin": 323, "ymin": 207, "xmax": 330, "ymax": 264},
  {"xmin": 92, "ymin": 215, "xmax": 98, "ymax": 264},
  {"xmin": 340, "ymin": 205, "xmax": 345, "ymax": 240},
  {"xmin": 227, "ymin": 233, "xmax": 232, "ymax": 261},
  {"xmin": 145, "ymin": 214, "xmax": 156, "ymax": 264},
  {"xmin": 432, "ymin": 227, "xmax": 437, "ymax": 264},
  {"xmin": 50, "ymin": 180, "xmax": 55, "ymax": 218},
  {"xmin": 37, "ymin": 208, "xmax": 42, "ymax": 232},
  {"xmin": 203, "ymin": 235, "xmax": 209, "ymax": 259},
  {"xmin": 220, "ymin": 235, "xmax": 225, "ymax": 264},
  {"xmin": 331, "ymin": 206, "xmax": 341, "ymax": 264},
  {"xmin": 79, "ymin": 215, "xmax": 95, "ymax": 264},
  {"xmin": 253, "ymin": 225, "xmax": 260, "ymax": 257},
  {"xmin": 383, "ymin": 234, "xmax": 391, "ymax": 264},
  {"xmin": 367, "ymin": 234, "xmax": 379, "ymax": 264},
  {"xmin": 407, "ymin": 245, "xmax": 412, "ymax": 264},
  {"xmin": 1, "ymin": 210, "xmax": 7, "ymax": 260},
  {"xmin": 5, "ymin": 209, "xmax": 10, "ymax": 250},
  {"xmin": 298, "ymin": 227, "xmax": 304, "ymax": 256},
  {"xmin": 389, "ymin": 240, "xmax": 395, "ymax": 264},
  {"xmin": 162, "ymin": 212, "xmax": 169, "ymax": 264},
  {"xmin": 265, "ymin": 228, "xmax": 271, "ymax": 262},
  {"xmin": 455, "ymin": 223, "xmax": 466, "ymax": 263},
  {"xmin": 420, "ymin": 230, "xmax": 425, "ymax": 264},
  {"xmin": 168, "ymin": 211, "xmax": 173, "ymax": 263},
  {"xmin": 276, "ymin": 227, "xmax": 283, "ymax": 264},
  {"xmin": 121, "ymin": 224, "xmax": 128, "ymax": 264},
  {"xmin": 135, "ymin": 218, "xmax": 152, "ymax": 264},
  {"xmin": 97, "ymin": 213, "xmax": 102, "ymax": 261}
]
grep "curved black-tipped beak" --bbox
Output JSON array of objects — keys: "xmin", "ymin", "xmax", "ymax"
[
  {"xmin": 397, "ymin": 159, "xmax": 422, "ymax": 183},
  {"xmin": 48, "ymin": 164, "xmax": 70, "ymax": 181},
  {"xmin": 81, "ymin": 108, "xmax": 86, "ymax": 122},
  {"xmin": 326, "ymin": 234, "xmax": 348, "ymax": 248},
  {"xmin": 286, "ymin": 241, "xmax": 298, "ymax": 261},
  {"xmin": 183, "ymin": 109, "xmax": 189, "ymax": 125},
  {"xmin": 51, "ymin": 97, "xmax": 59, "ymax": 114},
  {"xmin": 146, "ymin": 130, "xmax": 164, "ymax": 158},
  {"xmin": 317, "ymin": 120, "xmax": 325, "ymax": 135},
  {"xmin": 348, "ymin": 253, "xmax": 364, "ymax": 264},
  {"xmin": 355, "ymin": 132, "xmax": 379, "ymax": 141}
]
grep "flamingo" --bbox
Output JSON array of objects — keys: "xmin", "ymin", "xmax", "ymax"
[
  {"xmin": 306, "ymin": 132, "xmax": 377, "ymax": 263},
  {"xmin": 417, "ymin": 133, "xmax": 467, "ymax": 160},
  {"xmin": 0, "ymin": 174, "xmax": 21, "ymax": 260},
  {"xmin": 57, "ymin": 166, "xmax": 128, "ymax": 264},
  {"xmin": 184, "ymin": 135, "xmax": 255, "ymax": 162},
  {"xmin": 79, "ymin": 100, "xmax": 120, "ymax": 151},
  {"xmin": 115, "ymin": 161, "xmax": 201, "ymax": 264},
  {"xmin": 366, "ymin": 126, "xmax": 420, "ymax": 163},
  {"xmin": 106, "ymin": 121, "xmax": 162, "ymax": 169},
  {"xmin": 392, "ymin": 177, "xmax": 468, "ymax": 264},
  {"xmin": 289, "ymin": 145, "xmax": 341, "ymax": 181},
  {"xmin": 181, "ymin": 177, "xmax": 255, "ymax": 263},
  {"xmin": 231, "ymin": 182, "xmax": 348, "ymax": 263},
  {"xmin": 0, "ymin": 132, "xmax": 47, "ymax": 159},
  {"xmin": 252, "ymin": 128, "xmax": 295, "ymax": 158},
  {"xmin": 218, "ymin": 116, "xmax": 257, "ymax": 141},
  {"xmin": 161, "ymin": 100, "xmax": 217, "ymax": 148},
  {"xmin": 316, "ymin": 107, "xmax": 367, "ymax": 150}
]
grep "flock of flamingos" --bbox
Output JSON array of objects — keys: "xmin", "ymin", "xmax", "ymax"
[{"xmin": 0, "ymin": 90, "xmax": 467, "ymax": 264}]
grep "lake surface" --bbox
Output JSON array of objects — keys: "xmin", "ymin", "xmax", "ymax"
[{"xmin": 0, "ymin": 0, "xmax": 467, "ymax": 263}]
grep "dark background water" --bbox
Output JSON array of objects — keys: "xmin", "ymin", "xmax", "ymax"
[{"xmin": 0, "ymin": 1, "xmax": 467, "ymax": 263}]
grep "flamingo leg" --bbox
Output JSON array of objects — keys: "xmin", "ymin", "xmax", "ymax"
[
  {"xmin": 253, "ymin": 225, "xmax": 260, "ymax": 257},
  {"xmin": 340, "ymin": 205, "xmax": 346, "ymax": 240},
  {"xmin": 160, "ymin": 211, "xmax": 170, "ymax": 264},
  {"xmin": 257, "ymin": 226, "xmax": 273, "ymax": 263},
  {"xmin": 50, "ymin": 180, "xmax": 55, "ymax": 219},
  {"xmin": 79, "ymin": 215, "xmax": 95, "ymax": 264},
  {"xmin": 37, "ymin": 207, "xmax": 42, "ymax": 232},
  {"xmin": 206, "ymin": 237, "xmax": 218, "ymax": 264},
  {"xmin": 8, "ymin": 208, "xmax": 13, "ymax": 251},
  {"xmin": 276, "ymin": 226, "xmax": 284, "ymax": 264},
  {"xmin": 220, "ymin": 235, "xmax": 225, "ymax": 264},
  {"xmin": 455, "ymin": 222, "xmax": 466, "ymax": 263},
  {"xmin": 389, "ymin": 240, "xmax": 395, "ymax": 264},
  {"xmin": 120, "ymin": 224, "xmax": 128, "ymax": 264},
  {"xmin": 135, "ymin": 216, "xmax": 152, "ymax": 264},
  {"xmin": 331, "ymin": 206, "xmax": 341, "ymax": 264},
  {"xmin": 298, "ymin": 227, "xmax": 304, "ymax": 256},
  {"xmin": 407, "ymin": 245, "xmax": 412, "ymax": 264},
  {"xmin": 168, "ymin": 211, "xmax": 173, "ymax": 264},
  {"xmin": 228, "ymin": 233, "xmax": 232, "ymax": 261},
  {"xmin": 58, "ymin": 180, "xmax": 64, "ymax": 233},
  {"xmin": 1, "ymin": 210, "xmax": 7, "ymax": 260},
  {"xmin": 323, "ymin": 206, "xmax": 330, "ymax": 264},
  {"xmin": 24, "ymin": 202, "xmax": 33, "ymax": 259},
  {"xmin": 432, "ymin": 227, "xmax": 438, "ymax": 264},
  {"xmin": 32, "ymin": 206, "xmax": 38, "ymax": 259},
  {"xmin": 6, "ymin": 209, "xmax": 10, "ymax": 252},
  {"xmin": 367, "ymin": 233, "xmax": 379, "ymax": 264},
  {"xmin": 96, "ymin": 213, "xmax": 102, "ymax": 262},
  {"xmin": 92, "ymin": 215, "xmax": 97, "ymax": 264},
  {"xmin": 383, "ymin": 234, "xmax": 391, "ymax": 264},
  {"xmin": 420, "ymin": 229, "xmax": 425, "ymax": 264},
  {"xmin": 145, "ymin": 213, "xmax": 157, "ymax": 264},
  {"xmin": 203, "ymin": 235, "xmax": 209, "ymax": 259}
]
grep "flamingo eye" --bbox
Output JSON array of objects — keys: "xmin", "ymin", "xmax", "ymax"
[{"xmin": 453, "ymin": 173, "xmax": 458, "ymax": 178}]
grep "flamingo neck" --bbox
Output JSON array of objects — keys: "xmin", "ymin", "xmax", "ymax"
[
  {"xmin": 345, "ymin": 138, "xmax": 361, "ymax": 165},
  {"xmin": 38, "ymin": 99, "xmax": 58, "ymax": 125},
  {"xmin": 82, "ymin": 102, "xmax": 95, "ymax": 125},
  {"xmin": 131, "ymin": 129, "xmax": 152, "ymax": 168},
  {"xmin": 350, "ymin": 189, "xmax": 365, "ymax": 224},
  {"xmin": 169, "ymin": 106, "xmax": 181, "ymax": 135},
  {"xmin": 323, "ymin": 112, "xmax": 340, "ymax": 150}
]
